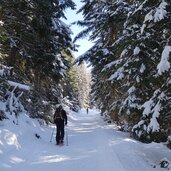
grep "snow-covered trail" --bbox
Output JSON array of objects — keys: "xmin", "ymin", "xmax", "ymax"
[
  {"xmin": 59, "ymin": 109, "xmax": 162, "ymax": 171},
  {"xmin": 1, "ymin": 109, "xmax": 171, "ymax": 171}
]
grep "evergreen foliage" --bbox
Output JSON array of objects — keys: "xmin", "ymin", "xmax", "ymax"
[
  {"xmin": 77, "ymin": 62, "xmax": 91, "ymax": 108},
  {"xmin": 0, "ymin": 0, "xmax": 77, "ymax": 120},
  {"xmin": 75, "ymin": 0, "xmax": 171, "ymax": 143},
  {"xmin": 62, "ymin": 60, "xmax": 91, "ymax": 110}
]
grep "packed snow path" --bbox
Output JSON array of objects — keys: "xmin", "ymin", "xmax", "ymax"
[{"xmin": 1, "ymin": 109, "xmax": 171, "ymax": 171}]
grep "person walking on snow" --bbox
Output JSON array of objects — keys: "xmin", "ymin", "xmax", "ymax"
[
  {"xmin": 86, "ymin": 108, "xmax": 89, "ymax": 114},
  {"xmin": 53, "ymin": 105, "xmax": 67, "ymax": 145}
]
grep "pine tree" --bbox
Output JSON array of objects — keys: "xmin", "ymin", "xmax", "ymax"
[
  {"xmin": 103, "ymin": 0, "xmax": 171, "ymax": 142},
  {"xmin": 1, "ymin": 0, "xmax": 75, "ymax": 84},
  {"xmin": 75, "ymin": 0, "xmax": 171, "ymax": 143},
  {"xmin": 75, "ymin": 0, "xmax": 131, "ymax": 119},
  {"xmin": 61, "ymin": 53, "xmax": 80, "ymax": 108},
  {"xmin": 26, "ymin": 0, "xmax": 76, "ymax": 89},
  {"xmin": 129, "ymin": 0, "xmax": 171, "ymax": 142},
  {"xmin": 77, "ymin": 62, "xmax": 91, "ymax": 108},
  {"xmin": 0, "ymin": 0, "xmax": 76, "ymax": 118}
]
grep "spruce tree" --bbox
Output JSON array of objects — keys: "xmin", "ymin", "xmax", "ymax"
[
  {"xmin": 75, "ymin": 0, "xmax": 171, "ymax": 143},
  {"xmin": 129, "ymin": 0, "xmax": 171, "ymax": 142},
  {"xmin": 0, "ymin": 0, "xmax": 76, "ymax": 118},
  {"xmin": 75, "ymin": 0, "xmax": 131, "ymax": 119}
]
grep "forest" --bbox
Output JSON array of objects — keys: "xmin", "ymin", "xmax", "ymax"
[{"xmin": 0, "ymin": 0, "xmax": 171, "ymax": 148}]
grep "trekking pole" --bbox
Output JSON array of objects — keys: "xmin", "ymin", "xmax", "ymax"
[
  {"xmin": 65, "ymin": 126, "xmax": 68, "ymax": 146},
  {"xmin": 50, "ymin": 127, "xmax": 55, "ymax": 142}
]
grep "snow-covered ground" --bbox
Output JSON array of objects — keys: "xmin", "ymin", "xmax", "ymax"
[{"xmin": 0, "ymin": 108, "xmax": 171, "ymax": 171}]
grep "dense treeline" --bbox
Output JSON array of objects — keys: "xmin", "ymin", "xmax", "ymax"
[
  {"xmin": 1, "ymin": 0, "xmax": 171, "ymax": 146},
  {"xmin": 75, "ymin": 0, "xmax": 171, "ymax": 144},
  {"xmin": 0, "ymin": 0, "xmax": 90, "ymax": 122}
]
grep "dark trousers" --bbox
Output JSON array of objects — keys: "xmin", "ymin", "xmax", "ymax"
[{"xmin": 55, "ymin": 120, "xmax": 65, "ymax": 143}]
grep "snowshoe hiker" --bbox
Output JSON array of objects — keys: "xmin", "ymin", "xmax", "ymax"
[
  {"xmin": 86, "ymin": 108, "xmax": 89, "ymax": 114},
  {"xmin": 53, "ymin": 105, "xmax": 67, "ymax": 145}
]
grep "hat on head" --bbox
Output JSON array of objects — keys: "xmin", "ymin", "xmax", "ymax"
[{"xmin": 59, "ymin": 105, "xmax": 63, "ymax": 109}]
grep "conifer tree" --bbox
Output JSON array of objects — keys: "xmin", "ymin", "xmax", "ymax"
[
  {"xmin": 75, "ymin": 0, "xmax": 130, "ymax": 118},
  {"xmin": 61, "ymin": 53, "xmax": 80, "ymax": 108},
  {"xmin": 75, "ymin": 0, "xmax": 171, "ymax": 142},
  {"xmin": 0, "ymin": 0, "xmax": 76, "ymax": 118},
  {"xmin": 77, "ymin": 62, "xmax": 91, "ymax": 108},
  {"xmin": 128, "ymin": 0, "xmax": 171, "ymax": 142}
]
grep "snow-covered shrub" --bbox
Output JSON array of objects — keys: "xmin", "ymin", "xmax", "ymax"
[
  {"xmin": 0, "ymin": 65, "xmax": 30, "ymax": 122},
  {"xmin": 3, "ymin": 81, "xmax": 31, "ymax": 124},
  {"xmin": 0, "ymin": 67, "xmax": 12, "ymax": 120}
]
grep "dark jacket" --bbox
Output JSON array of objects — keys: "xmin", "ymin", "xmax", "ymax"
[{"xmin": 54, "ymin": 108, "xmax": 67, "ymax": 125}]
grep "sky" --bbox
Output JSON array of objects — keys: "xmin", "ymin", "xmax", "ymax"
[
  {"xmin": 1, "ymin": 108, "xmax": 171, "ymax": 171},
  {"xmin": 63, "ymin": 0, "xmax": 94, "ymax": 58}
]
